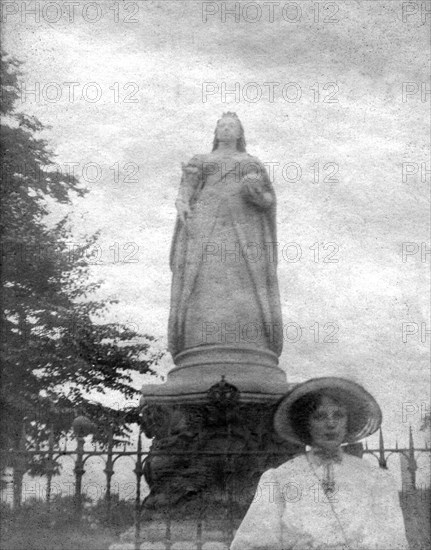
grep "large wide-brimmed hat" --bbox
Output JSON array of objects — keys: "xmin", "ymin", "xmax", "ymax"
[{"xmin": 273, "ymin": 377, "xmax": 382, "ymax": 445}]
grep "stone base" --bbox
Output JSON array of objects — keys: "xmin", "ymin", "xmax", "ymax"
[
  {"xmin": 111, "ymin": 545, "xmax": 230, "ymax": 550},
  {"xmin": 111, "ymin": 518, "xmax": 239, "ymax": 550},
  {"xmin": 111, "ymin": 544, "xmax": 230, "ymax": 550},
  {"xmin": 139, "ymin": 374, "xmax": 301, "ymax": 517},
  {"xmin": 112, "ymin": 538, "xmax": 231, "ymax": 550}
]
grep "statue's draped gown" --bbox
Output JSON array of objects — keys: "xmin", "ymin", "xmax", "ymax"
[{"xmin": 168, "ymin": 152, "xmax": 283, "ymax": 358}]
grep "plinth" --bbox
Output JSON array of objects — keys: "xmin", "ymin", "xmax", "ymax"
[{"xmin": 139, "ymin": 345, "xmax": 300, "ymax": 522}]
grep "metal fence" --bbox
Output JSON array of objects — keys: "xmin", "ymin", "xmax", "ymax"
[{"xmin": 1, "ymin": 425, "xmax": 429, "ymax": 549}]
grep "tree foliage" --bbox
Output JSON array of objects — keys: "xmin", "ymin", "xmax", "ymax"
[
  {"xmin": 420, "ymin": 413, "xmax": 430, "ymax": 433},
  {"xmin": 0, "ymin": 51, "xmax": 160, "ymax": 472}
]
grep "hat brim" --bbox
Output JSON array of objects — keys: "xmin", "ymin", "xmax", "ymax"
[{"xmin": 273, "ymin": 377, "xmax": 382, "ymax": 445}]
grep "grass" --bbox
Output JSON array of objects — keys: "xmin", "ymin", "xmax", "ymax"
[
  {"xmin": 0, "ymin": 496, "xmax": 134, "ymax": 550},
  {"xmin": 1, "ymin": 524, "xmax": 119, "ymax": 550}
]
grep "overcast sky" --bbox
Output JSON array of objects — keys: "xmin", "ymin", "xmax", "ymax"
[{"xmin": 3, "ymin": 1, "xmax": 430, "ymax": 459}]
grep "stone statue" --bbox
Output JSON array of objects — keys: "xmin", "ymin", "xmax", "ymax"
[
  {"xmin": 138, "ymin": 114, "xmax": 293, "ymax": 526},
  {"xmin": 168, "ymin": 113, "xmax": 283, "ymax": 360}
]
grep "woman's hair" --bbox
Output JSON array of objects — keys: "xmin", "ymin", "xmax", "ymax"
[
  {"xmin": 212, "ymin": 112, "xmax": 247, "ymax": 152},
  {"xmin": 289, "ymin": 389, "xmax": 366, "ymax": 445}
]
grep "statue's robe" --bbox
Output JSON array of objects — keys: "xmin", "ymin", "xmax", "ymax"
[{"xmin": 168, "ymin": 152, "xmax": 283, "ymax": 358}]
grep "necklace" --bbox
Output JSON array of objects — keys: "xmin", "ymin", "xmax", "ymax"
[
  {"xmin": 307, "ymin": 453, "xmax": 336, "ymax": 496},
  {"xmin": 322, "ymin": 464, "xmax": 336, "ymax": 496},
  {"xmin": 306, "ymin": 453, "xmax": 351, "ymax": 547}
]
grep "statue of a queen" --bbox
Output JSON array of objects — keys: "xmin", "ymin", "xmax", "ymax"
[{"xmin": 168, "ymin": 113, "xmax": 283, "ymax": 366}]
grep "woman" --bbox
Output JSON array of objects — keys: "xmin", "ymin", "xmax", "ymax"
[
  {"xmin": 231, "ymin": 377, "xmax": 409, "ymax": 550},
  {"xmin": 168, "ymin": 112, "xmax": 283, "ymax": 358}
]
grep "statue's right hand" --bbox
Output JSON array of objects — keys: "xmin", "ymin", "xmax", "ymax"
[{"xmin": 176, "ymin": 200, "xmax": 191, "ymax": 225}]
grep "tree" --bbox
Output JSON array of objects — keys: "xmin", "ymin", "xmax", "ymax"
[
  {"xmin": 420, "ymin": 413, "xmax": 430, "ymax": 433},
  {"xmin": 0, "ymin": 51, "xmax": 161, "ymax": 479}
]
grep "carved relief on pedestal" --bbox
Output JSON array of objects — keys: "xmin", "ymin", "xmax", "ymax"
[{"xmin": 140, "ymin": 377, "xmax": 301, "ymax": 517}]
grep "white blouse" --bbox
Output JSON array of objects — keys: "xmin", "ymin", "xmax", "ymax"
[{"xmin": 230, "ymin": 451, "xmax": 408, "ymax": 550}]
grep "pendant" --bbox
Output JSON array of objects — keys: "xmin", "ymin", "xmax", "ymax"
[{"xmin": 322, "ymin": 480, "xmax": 336, "ymax": 495}]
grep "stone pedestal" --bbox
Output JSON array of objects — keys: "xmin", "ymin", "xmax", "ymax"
[{"xmin": 140, "ymin": 349, "xmax": 300, "ymax": 521}]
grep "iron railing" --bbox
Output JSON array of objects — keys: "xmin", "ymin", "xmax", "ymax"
[{"xmin": 1, "ymin": 426, "xmax": 429, "ymax": 549}]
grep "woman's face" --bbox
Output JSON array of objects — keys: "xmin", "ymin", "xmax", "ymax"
[
  {"xmin": 308, "ymin": 396, "xmax": 348, "ymax": 451},
  {"xmin": 216, "ymin": 116, "xmax": 241, "ymax": 143}
]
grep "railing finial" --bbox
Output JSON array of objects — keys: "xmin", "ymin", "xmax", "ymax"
[
  {"xmin": 378, "ymin": 428, "xmax": 387, "ymax": 468},
  {"xmin": 409, "ymin": 425, "xmax": 414, "ymax": 451}
]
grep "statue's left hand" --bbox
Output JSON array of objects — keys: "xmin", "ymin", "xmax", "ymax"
[{"xmin": 241, "ymin": 177, "xmax": 273, "ymax": 208}]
